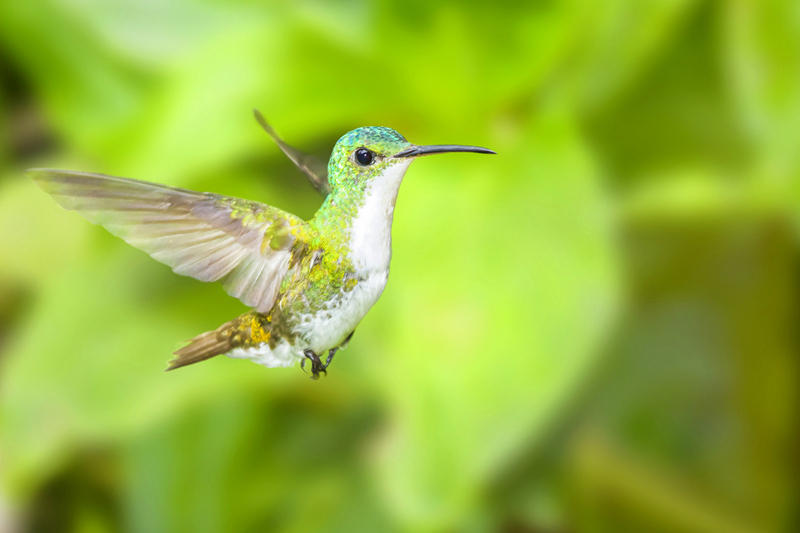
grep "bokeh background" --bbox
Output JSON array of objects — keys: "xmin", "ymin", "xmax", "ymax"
[{"xmin": 0, "ymin": 1, "xmax": 797, "ymax": 532}]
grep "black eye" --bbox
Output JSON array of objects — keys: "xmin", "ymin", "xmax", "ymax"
[{"xmin": 355, "ymin": 148, "xmax": 375, "ymax": 166}]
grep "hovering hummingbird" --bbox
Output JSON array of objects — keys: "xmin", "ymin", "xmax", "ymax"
[{"xmin": 31, "ymin": 111, "xmax": 494, "ymax": 378}]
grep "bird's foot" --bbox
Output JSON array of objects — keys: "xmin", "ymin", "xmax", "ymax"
[
  {"xmin": 300, "ymin": 347, "xmax": 340, "ymax": 379},
  {"xmin": 323, "ymin": 347, "xmax": 337, "ymax": 370},
  {"xmin": 302, "ymin": 349, "xmax": 327, "ymax": 379}
]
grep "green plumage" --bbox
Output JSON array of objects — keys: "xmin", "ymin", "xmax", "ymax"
[{"xmin": 32, "ymin": 117, "xmax": 494, "ymax": 377}]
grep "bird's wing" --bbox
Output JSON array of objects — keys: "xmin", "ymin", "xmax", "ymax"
[
  {"xmin": 32, "ymin": 169, "xmax": 311, "ymax": 313},
  {"xmin": 253, "ymin": 109, "xmax": 330, "ymax": 196}
]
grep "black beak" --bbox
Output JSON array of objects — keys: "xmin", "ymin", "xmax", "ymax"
[{"xmin": 393, "ymin": 144, "xmax": 496, "ymax": 158}]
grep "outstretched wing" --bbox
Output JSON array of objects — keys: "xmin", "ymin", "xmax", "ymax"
[
  {"xmin": 253, "ymin": 109, "xmax": 330, "ymax": 195},
  {"xmin": 31, "ymin": 169, "xmax": 310, "ymax": 313}
]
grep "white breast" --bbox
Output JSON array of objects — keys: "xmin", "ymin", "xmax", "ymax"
[
  {"xmin": 348, "ymin": 160, "xmax": 411, "ymax": 274},
  {"xmin": 301, "ymin": 160, "xmax": 412, "ymax": 352}
]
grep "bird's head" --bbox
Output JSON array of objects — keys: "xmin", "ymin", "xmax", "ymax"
[{"xmin": 326, "ymin": 126, "xmax": 494, "ymax": 197}]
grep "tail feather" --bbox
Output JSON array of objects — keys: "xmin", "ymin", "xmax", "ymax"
[
  {"xmin": 166, "ymin": 311, "xmax": 270, "ymax": 371},
  {"xmin": 167, "ymin": 330, "xmax": 232, "ymax": 371}
]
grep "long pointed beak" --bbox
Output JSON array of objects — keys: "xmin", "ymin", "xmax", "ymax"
[{"xmin": 393, "ymin": 144, "xmax": 496, "ymax": 158}]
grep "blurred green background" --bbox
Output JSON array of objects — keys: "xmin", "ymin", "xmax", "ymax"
[{"xmin": 0, "ymin": 1, "xmax": 797, "ymax": 532}]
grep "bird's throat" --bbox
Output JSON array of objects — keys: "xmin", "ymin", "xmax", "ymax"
[{"xmin": 312, "ymin": 160, "xmax": 411, "ymax": 275}]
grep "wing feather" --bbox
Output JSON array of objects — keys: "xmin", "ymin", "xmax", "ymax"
[
  {"xmin": 31, "ymin": 169, "xmax": 309, "ymax": 312},
  {"xmin": 252, "ymin": 109, "xmax": 330, "ymax": 195}
]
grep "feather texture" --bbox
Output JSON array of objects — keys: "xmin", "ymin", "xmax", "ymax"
[{"xmin": 32, "ymin": 169, "xmax": 308, "ymax": 312}]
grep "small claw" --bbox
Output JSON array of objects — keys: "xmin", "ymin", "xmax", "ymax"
[
  {"xmin": 312, "ymin": 359, "xmax": 327, "ymax": 379},
  {"xmin": 303, "ymin": 349, "xmax": 327, "ymax": 379}
]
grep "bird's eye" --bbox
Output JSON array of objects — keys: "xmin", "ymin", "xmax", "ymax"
[{"xmin": 354, "ymin": 148, "xmax": 375, "ymax": 166}]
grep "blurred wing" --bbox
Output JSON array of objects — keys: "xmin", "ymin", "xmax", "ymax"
[
  {"xmin": 31, "ymin": 169, "xmax": 309, "ymax": 312},
  {"xmin": 253, "ymin": 109, "xmax": 330, "ymax": 195}
]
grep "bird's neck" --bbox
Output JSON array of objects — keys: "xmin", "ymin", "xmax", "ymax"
[{"xmin": 312, "ymin": 161, "xmax": 411, "ymax": 275}]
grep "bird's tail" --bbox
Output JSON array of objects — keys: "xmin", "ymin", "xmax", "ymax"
[{"xmin": 166, "ymin": 312, "xmax": 272, "ymax": 371}]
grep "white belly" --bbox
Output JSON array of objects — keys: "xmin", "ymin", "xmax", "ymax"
[
  {"xmin": 226, "ymin": 270, "xmax": 388, "ymax": 368},
  {"xmin": 299, "ymin": 269, "xmax": 389, "ymax": 352},
  {"xmin": 227, "ymin": 339, "xmax": 300, "ymax": 368}
]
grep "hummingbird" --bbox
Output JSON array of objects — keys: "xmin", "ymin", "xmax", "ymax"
[{"xmin": 31, "ymin": 111, "xmax": 494, "ymax": 378}]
